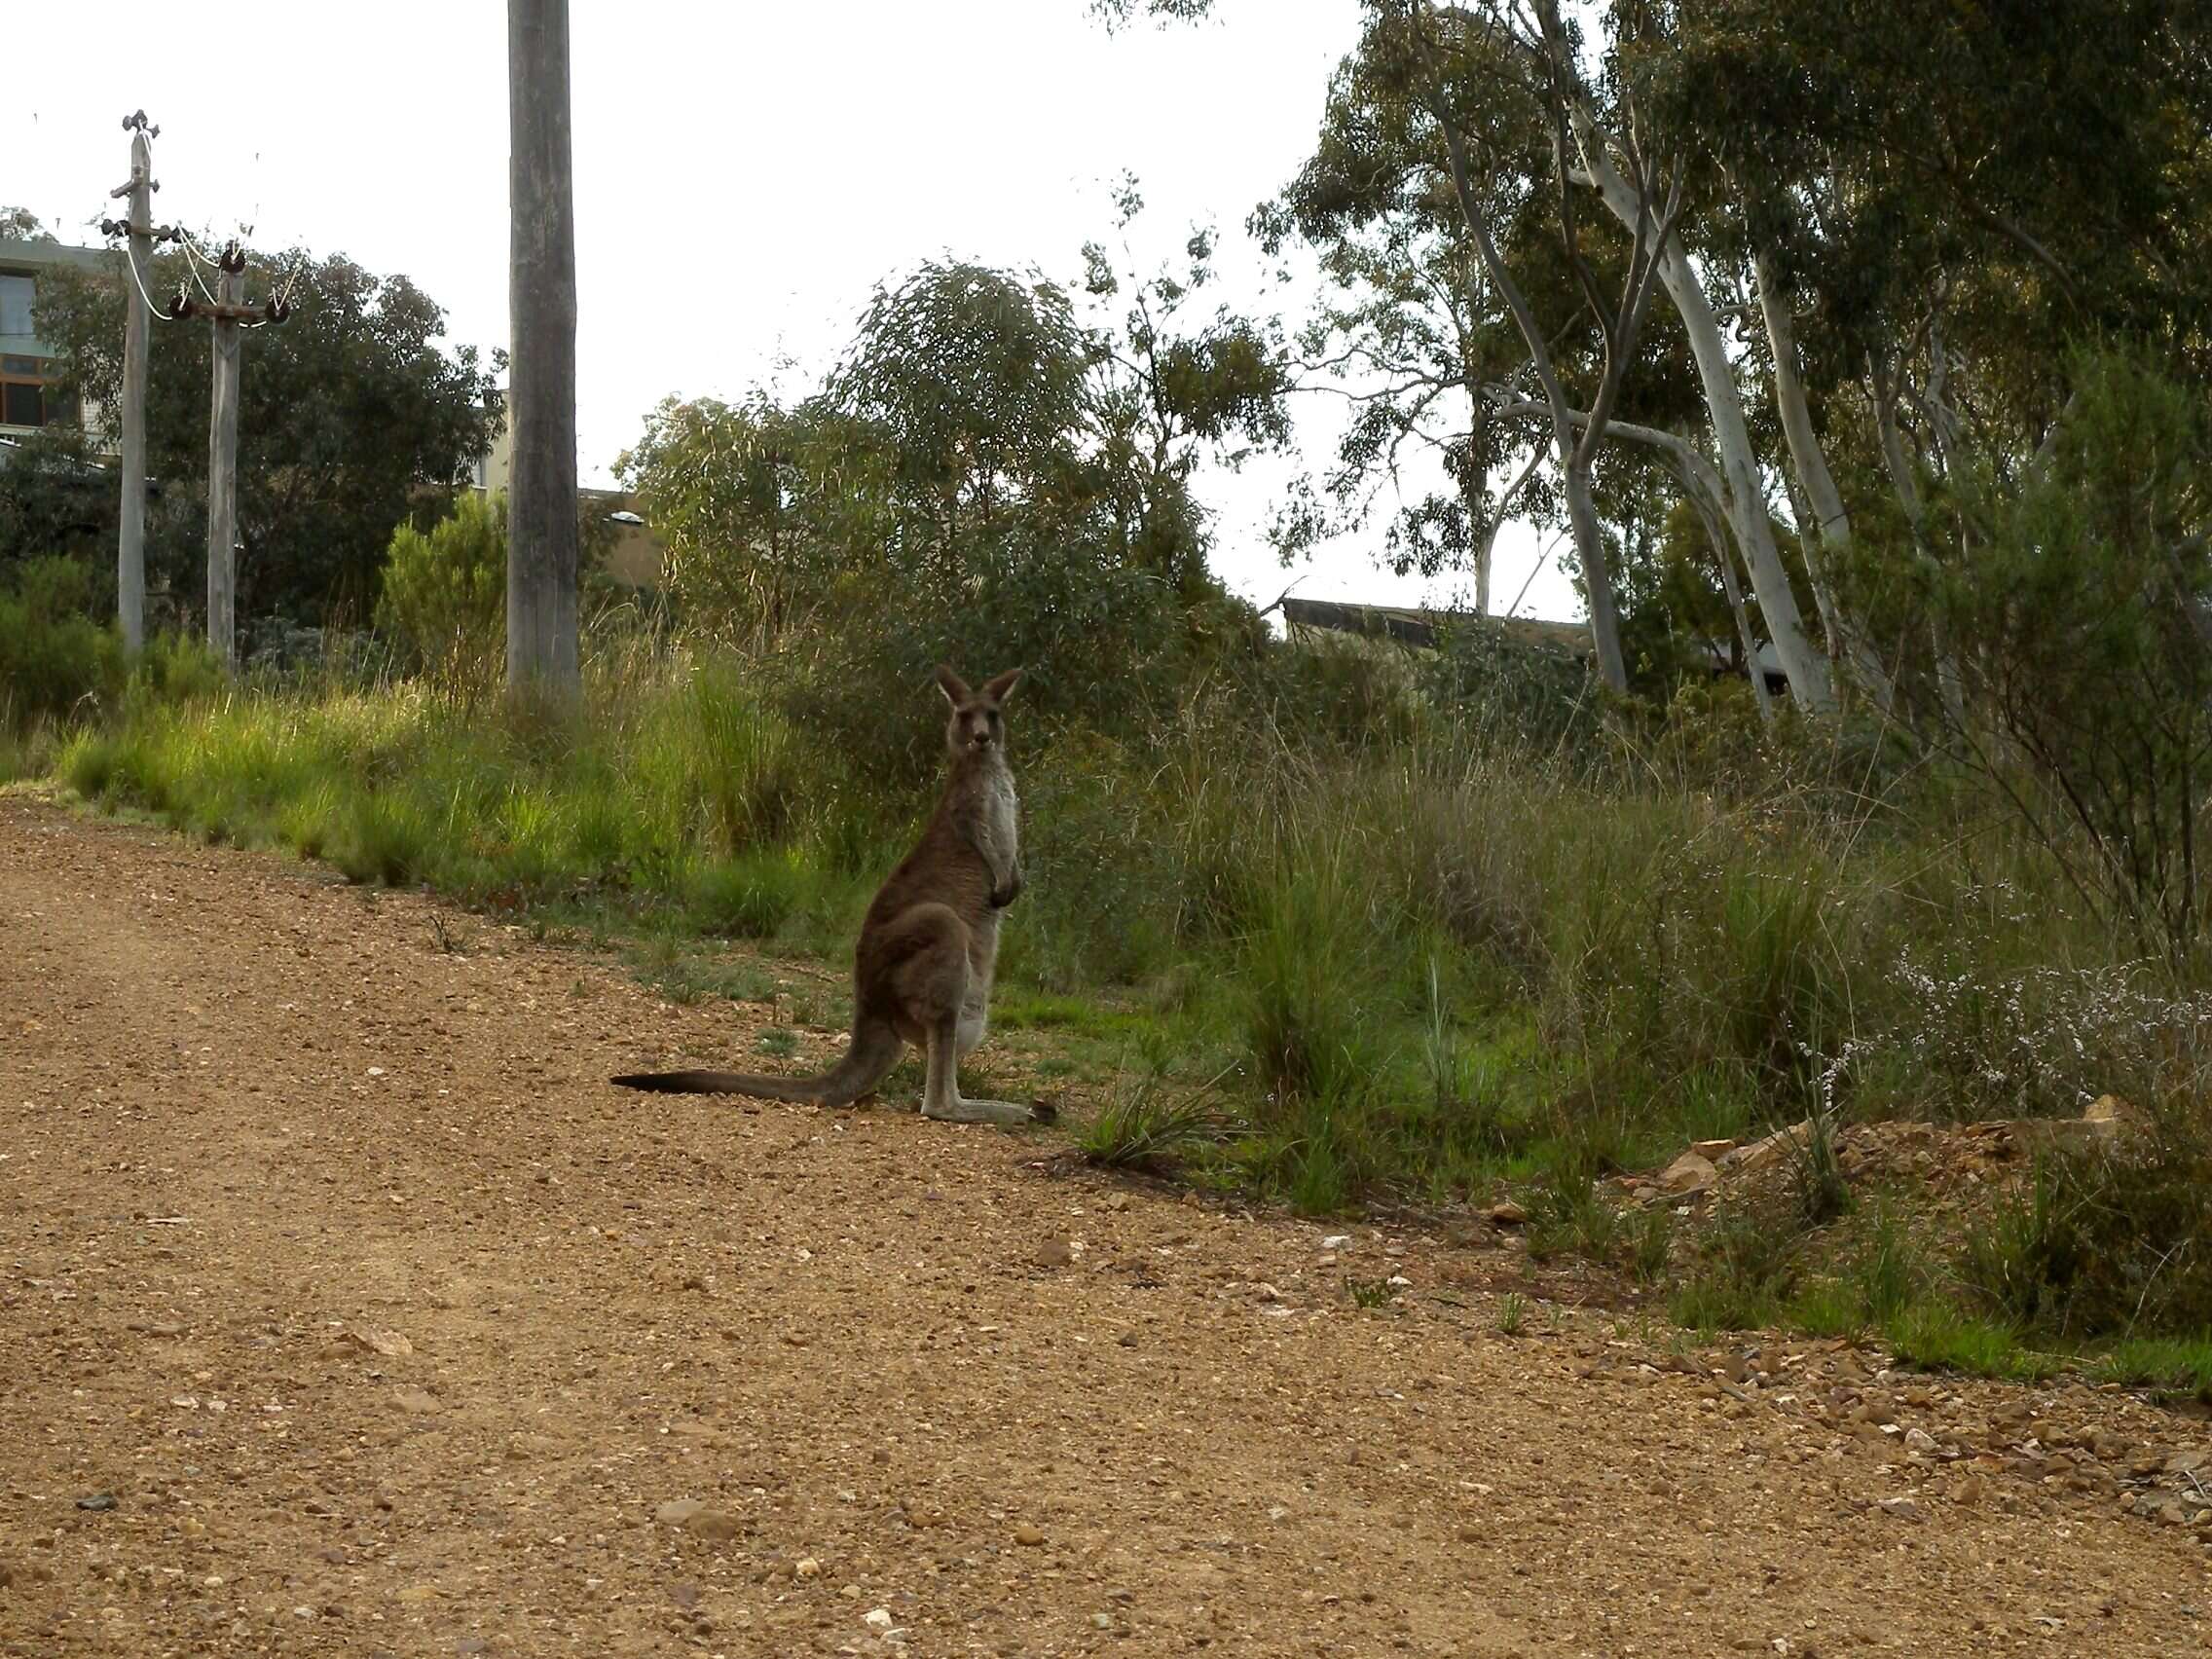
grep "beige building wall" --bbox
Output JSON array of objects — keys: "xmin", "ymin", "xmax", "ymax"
[{"xmin": 472, "ymin": 404, "xmax": 664, "ymax": 588}]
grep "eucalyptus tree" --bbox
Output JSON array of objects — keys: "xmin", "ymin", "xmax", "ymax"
[
  {"xmin": 827, "ymin": 260, "xmax": 1093, "ymax": 580},
  {"xmin": 1636, "ymin": 0, "xmax": 2212, "ymax": 713},
  {"xmin": 1111, "ymin": 0, "xmax": 1714, "ymax": 696},
  {"xmin": 1080, "ymin": 179, "xmax": 1294, "ymax": 602},
  {"xmin": 1249, "ymin": 30, "xmax": 1555, "ymax": 616}
]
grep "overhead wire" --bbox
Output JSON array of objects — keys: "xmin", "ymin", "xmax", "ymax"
[
  {"xmin": 176, "ymin": 231, "xmax": 222, "ymax": 308},
  {"xmin": 115, "ymin": 236, "xmax": 174, "ymax": 321}
]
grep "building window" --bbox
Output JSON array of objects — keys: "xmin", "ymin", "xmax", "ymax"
[
  {"xmin": 0, "ymin": 354, "xmax": 54, "ymax": 427},
  {"xmin": 0, "ymin": 274, "xmax": 34, "ymax": 338}
]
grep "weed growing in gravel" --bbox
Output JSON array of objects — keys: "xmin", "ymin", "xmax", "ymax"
[
  {"xmin": 1346, "ymin": 1275, "xmax": 1398, "ymax": 1310},
  {"xmin": 1077, "ymin": 1074, "xmax": 1235, "ymax": 1173}
]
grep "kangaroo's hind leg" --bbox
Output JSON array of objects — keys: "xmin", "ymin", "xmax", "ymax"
[
  {"xmin": 920, "ymin": 1013, "xmax": 1039, "ymax": 1125},
  {"xmin": 885, "ymin": 902, "xmax": 1042, "ymax": 1126}
]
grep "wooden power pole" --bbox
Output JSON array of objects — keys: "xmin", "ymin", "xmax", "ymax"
[
  {"xmin": 101, "ymin": 119, "xmax": 286, "ymax": 670},
  {"xmin": 164, "ymin": 240, "xmax": 288, "ymax": 673},
  {"xmin": 205, "ymin": 244, "xmax": 244, "ymax": 670},
  {"xmin": 109, "ymin": 113, "xmax": 157, "ymax": 654},
  {"xmin": 506, "ymin": 0, "xmax": 581, "ymax": 700}
]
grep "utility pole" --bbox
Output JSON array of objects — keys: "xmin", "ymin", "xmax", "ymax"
[
  {"xmin": 100, "ymin": 118, "xmax": 284, "ymax": 670},
  {"xmin": 166, "ymin": 243, "xmax": 289, "ymax": 673},
  {"xmin": 205, "ymin": 244, "xmax": 243, "ymax": 670},
  {"xmin": 105, "ymin": 111, "xmax": 165, "ymax": 654},
  {"xmin": 507, "ymin": 0, "xmax": 581, "ymax": 700}
]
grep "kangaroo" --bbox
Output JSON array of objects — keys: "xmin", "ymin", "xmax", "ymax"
[{"xmin": 611, "ymin": 666, "xmax": 1047, "ymax": 1126}]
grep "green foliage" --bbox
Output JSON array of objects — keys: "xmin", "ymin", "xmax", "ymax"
[
  {"xmin": 0, "ymin": 556, "xmax": 124, "ymax": 724},
  {"xmin": 2087, "ymin": 1337, "xmax": 2212, "ymax": 1403},
  {"xmin": 1883, "ymin": 1305, "xmax": 2055, "ymax": 1383},
  {"xmin": 0, "ymin": 428, "xmax": 118, "ymax": 571},
  {"xmin": 831, "ymin": 261, "xmax": 1091, "ymax": 562},
  {"xmin": 375, "ymin": 492, "xmax": 505, "ymax": 683},
  {"xmin": 617, "ymin": 393, "xmax": 881, "ymax": 644},
  {"xmin": 34, "ymin": 247, "xmax": 498, "ymax": 625},
  {"xmin": 1077, "ymin": 1076, "xmax": 1233, "ymax": 1172},
  {"xmin": 684, "ymin": 848, "xmax": 809, "ymax": 940},
  {"xmin": 1918, "ymin": 350, "xmax": 2212, "ymax": 962},
  {"xmin": 1960, "ymin": 1124, "xmax": 2212, "ymax": 1343}
]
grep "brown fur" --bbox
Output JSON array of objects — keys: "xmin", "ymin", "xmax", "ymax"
[{"xmin": 611, "ymin": 666, "xmax": 1045, "ymax": 1126}]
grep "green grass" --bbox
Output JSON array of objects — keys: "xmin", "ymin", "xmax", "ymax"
[
  {"xmin": 2086, "ymin": 1336, "xmax": 2212, "ymax": 1401},
  {"xmin": 1883, "ymin": 1304, "xmax": 2060, "ymax": 1382},
  {"xmin": 23, "ymin": 599, "xmax": 2212, "ymax": 1373},
  {"xmin": 1077, "ymin": 1074, "xmax": 1235, "ymax": 1172}
]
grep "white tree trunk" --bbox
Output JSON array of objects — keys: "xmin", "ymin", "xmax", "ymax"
[
  {"xmin": 1430, "ymin": 99, "xmax": 1629, "ymax": 691},
  {"xmin": 1472, "ymin": 443, "xmax": 1548, "ymax": 619},
  {"xmin": 1573, "ymin": 140, "xmax": 1834, "ymax": 712},
  {"xmin": 1753, "ymin": 252, "xmax": 1896, "ymax": 717},
  {"xmin": 1682, "ymin": 474, "xmax": 1773, "ymax": 722}
]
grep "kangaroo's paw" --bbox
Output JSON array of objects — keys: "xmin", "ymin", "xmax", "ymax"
[{"xmin": 924, "ymin": 1095, "xmax": 1050, "ymax": 1127}]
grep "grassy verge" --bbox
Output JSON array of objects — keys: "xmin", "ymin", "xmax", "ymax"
[{"xmin": 26, "ymin": 625, "xmax": 2212, "ymax": 1394}]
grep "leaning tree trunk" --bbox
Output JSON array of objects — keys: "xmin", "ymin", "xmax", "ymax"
[
  {"xmin": 1428, "ymin": 82, "xmax": 1629, "ymax": 692},
  {"xmin": 1563, "ymin": 459, "xmax": 1628, "ymax": 692},
  {"xmin": 1753, "ymin": 251, "xmax": 1897, "ymax": 717},
  {"xmin": 1680, "ymin": 464, "xmax": 1773, "ymax": 722},
  {"xmin": 1571, "ymin": 137, "xmax": 1834, "ymax": 712},
  {"xmin": 1470, "ymin": 442, "xmax": 1549, "ymax": 618}
]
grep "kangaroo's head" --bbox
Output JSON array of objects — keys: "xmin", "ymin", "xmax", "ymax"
[{"xmin": 937, "ymin": 665, "xmax": 1022, "ymax": 761}]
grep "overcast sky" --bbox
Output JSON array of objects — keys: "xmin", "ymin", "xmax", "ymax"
[{"xmin": 7, "ymin": 1, "xmax": 1577, "ymax": 621}]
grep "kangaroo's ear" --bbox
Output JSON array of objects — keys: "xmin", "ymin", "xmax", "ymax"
[
  {"xmin": 936, "ymin": 664, "xmax": 972, "ymax": 706},
  {"xmin": 981, "ymin": 668, "xmax": 1023, "ymax": 703}
]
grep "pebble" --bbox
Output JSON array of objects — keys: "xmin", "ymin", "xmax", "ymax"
[
  {"xmin": 1014, "ymin": 1523, "xmax": 1045, "ymax": 1547},
  {"xmin": 683, "ymin": 1510, "xmax": 742, "ymax": 1541}
]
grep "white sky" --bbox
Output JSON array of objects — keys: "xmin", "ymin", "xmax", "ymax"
[{"xmin": 7, "ymin": 1, "xmax": 1578, "ymax": 622}]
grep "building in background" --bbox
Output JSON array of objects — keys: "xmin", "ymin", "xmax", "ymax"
[
  {"xmin": 471, "ymin": 400, "xmax": 663, "ymax": 588},
  {"xmin": 0, "ymin": 236, "xmax": 112, "ymax": 439}
]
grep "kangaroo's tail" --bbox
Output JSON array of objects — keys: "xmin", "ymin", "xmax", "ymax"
[{"xmin": 610, "ymin": 1020, "xmax": 903, "ymax": 1106}]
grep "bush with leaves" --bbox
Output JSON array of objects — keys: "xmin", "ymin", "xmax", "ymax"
[
  {"xmin": 1915, "ymin": 349, "xmax": 2212, "ymax": 963},
  {"xmin": 0, "ymin": 555, "xmax": 123, "ymax": 724},
  {"xmin": 375, "ymin": 492, "xmax": 505, "ymax": 683}
]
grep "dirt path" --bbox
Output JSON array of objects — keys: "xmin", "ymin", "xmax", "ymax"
[{"xmin": 0, "ymin": 791, "xmax": 2207, "ymax": 1658}]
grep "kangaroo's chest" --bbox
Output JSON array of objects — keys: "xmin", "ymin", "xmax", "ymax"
[{"xmin": 973, "ymin": 769, "xmax": 1018, "ymax": 872}]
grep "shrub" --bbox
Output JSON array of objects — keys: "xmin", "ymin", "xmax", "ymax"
[
  {"xmin": 0, "ymin": 555, "xmax": 124, "ymax": 724},
  {"xmin": 685, "ymin": 848, "xmax": 809, "ymax": 940},
  {"xmin": 1918, "ymin": 348, "xmax": 2212, "ymax": 963},
  {"xmin": 1078, "ymin": 1075, "xmax": 1234, "ymax": 1171},
  {"xmin": 375, "ymin": 492, "xmax": 505, "ymax": 684},
  {"xmin": 1960, "ymin": 1120, "xmax": 2212, "ymax": 1341}
]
